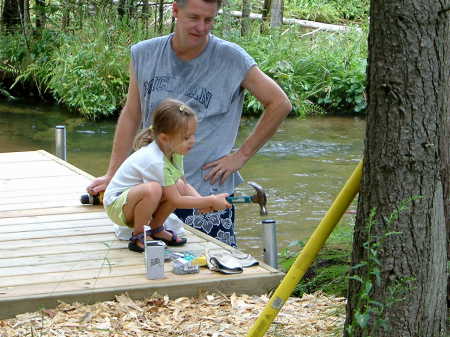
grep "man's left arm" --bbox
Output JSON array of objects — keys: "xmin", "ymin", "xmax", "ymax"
[{"xmin": 203, "ymin": 66, "xmax": 292, "ymax": 184}]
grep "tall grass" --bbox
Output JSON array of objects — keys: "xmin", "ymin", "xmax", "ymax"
[{"xmin": 0, "ymin": 12, "xmax": 367, "ymax": 118}]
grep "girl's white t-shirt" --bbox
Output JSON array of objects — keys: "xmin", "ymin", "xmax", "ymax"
[{"xmin": 103, "ymin": 141, "xmax": 184, "ymax": 206}]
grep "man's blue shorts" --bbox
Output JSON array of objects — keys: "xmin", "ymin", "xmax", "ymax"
[{"xmin": 174, "ymin": 204, "xmax": 237, "ymax": 248}]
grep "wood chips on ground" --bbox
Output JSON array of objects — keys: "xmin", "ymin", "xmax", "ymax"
[{"xmin": 0, "ymin": 292, "xmax": 346, "ymax": 337}]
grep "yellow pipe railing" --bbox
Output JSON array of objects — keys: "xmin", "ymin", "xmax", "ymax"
[{"xmin": 247, "ymin": 160, "xmax": 363, "ymax": 337}]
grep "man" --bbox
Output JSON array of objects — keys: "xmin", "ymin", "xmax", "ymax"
[{"xmin": 87, "ymin": 0, "xmax": 292, "ymax": 247}]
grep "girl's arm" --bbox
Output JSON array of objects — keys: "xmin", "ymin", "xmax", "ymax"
[
  {"xmin": 177, "ymin": 179, "xmax": 213, "ymax": 213},
  {"xmin": 163, "ymin": 184, "xmax": 231, "ymax": 211}
]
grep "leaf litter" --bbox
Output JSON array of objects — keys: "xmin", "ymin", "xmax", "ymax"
[{"xmin": 0, "ymin": 292, "xmax": 345, "ymax": 337}]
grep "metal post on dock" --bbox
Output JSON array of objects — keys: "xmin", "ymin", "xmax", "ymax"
[
  {"xmin": 262, "ymin": 219, "xmax": 278, "ymax": 269},
  {"xmin": 55, "ymin": 125, "xmax": 67, "ymax": 161}
]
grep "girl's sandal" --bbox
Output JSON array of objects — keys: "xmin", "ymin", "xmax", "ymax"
[
  {"xmin": 128, "ymin": 232, "xmax": 146, "ymax": 253},
  {"xmin": 149, "ymin": 226, "xmax": 187, "ymax": 247}
]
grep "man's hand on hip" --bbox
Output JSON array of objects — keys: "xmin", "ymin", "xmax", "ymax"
[{"xmin": 202, "ymin": 151, "xmax": 248, "ymax": 185}]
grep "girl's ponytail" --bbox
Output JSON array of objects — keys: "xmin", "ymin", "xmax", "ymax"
[{"xmin": 133, "ymin": 126, "xmax": 154, "ymax": 151}]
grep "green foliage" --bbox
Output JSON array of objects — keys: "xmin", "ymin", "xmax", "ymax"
[
  {"xmin": 46, "ymin": 15, "xmax": 142, "ymax": 118},
  {"xmin": 227, "ymin": 26, "xmax": 368, "ymax": 117},
  {"xmin": 0, "ymin": 10, "xmax": 368, "ymax": 119},
  {"xmin": 0, "ymin": 12, "xmax": 148, "ymax": 118},
  {"xmin": 283, "ymin": 0, "xmax": 369, "ymax": 24},
  {"xmin": 224, "ymin": 0, "xmax": 369, "ymax": 24}
]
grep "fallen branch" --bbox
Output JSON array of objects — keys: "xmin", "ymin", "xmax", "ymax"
[{"xmin": 219, "ymin": 9, "xmax": 361, "ymax": 33}]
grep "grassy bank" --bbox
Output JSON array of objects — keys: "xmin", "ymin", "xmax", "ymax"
[
  {"xmin": 279, "ymin": 219, "xmax": 354, "ymax": 298},
  {"xmin": 0, "ymin": 11, "xmax": 367, "ymax": 119}
]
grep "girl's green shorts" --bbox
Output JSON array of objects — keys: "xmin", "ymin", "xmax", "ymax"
[{"xmin": 104, "ymin": 190, "xmax": 132, "ymax": 228}]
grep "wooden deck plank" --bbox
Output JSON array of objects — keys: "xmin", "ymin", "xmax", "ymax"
[
  {"xmin": 1, "ymin": 266, "xmax": 275, "ymax": 299},
  {"xmin": 0, "ymin": 217, "xmax": 109, "ymax": 233},
  {"xmin": 1, "ymin": 161, "xmax": 75, "ymax": 179},
  {"xmin": 0, "ymin": 176, "xmax": 91, "ymax": 192},
  {"xmin": 0, "ymin": 243, "xmax": 232, "ymax": 279},
  {"xmin": 0, "ymin": 150, "xmax": 284, "ymax": 319},
  {"xmin": 0, "ymin": 197, "xmax": 89, "ymax": 212},
  {"xmin": 0, "ymin": 238, "xmax": 215, "ymax": 260},
  {"xmin": 0, "ymin": 260, "xmax": 268, "ymax": 289},
  {"xmin": 0, "ymin": 151, "xmax": 51, "ymax": 163},
  {"xmin": 0, "ymin": 187, "xmax": 86, "ymax": 201},
  {"xmin": 0, "ymin": 211, "xmax": 106, "ymax": 226},
  {"xmin": 0, "ymin": 205, "xmax": 102, "ymax": 219},
  {"xmin": 0, "ymin": 224, "xmax": 117, "ymax": 240},
  {"xmin": 0, "ymin": 223, "xmax": 203, "ymax": 243},
  {"xmin": 0, "ymin": 233, "xmax": 119, "ymax": 249},
  {"xmin": 0, "ymin": 240, "xmax": 129, "ymax": 258}
]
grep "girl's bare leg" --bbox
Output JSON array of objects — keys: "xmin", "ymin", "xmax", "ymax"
[
  {"xmin": 148, "ymin": 180, "xmax": 191, "ymax": 242},
  {"xmin": 123, "ymin": 182, "xmax": 162, "ymax": 248}
]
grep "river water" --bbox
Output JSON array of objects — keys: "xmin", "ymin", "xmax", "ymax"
[{"xmin": 0, "ymin": 100, "xmax": 365, "ymax": 258}]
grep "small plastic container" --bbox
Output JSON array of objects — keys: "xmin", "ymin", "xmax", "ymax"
[{"xmin": 172, "ymin": 257, "xmax": 200, "ymax": 275}]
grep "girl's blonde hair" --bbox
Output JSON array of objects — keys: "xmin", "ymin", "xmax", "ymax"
[{"xmin": 133, "ymin": 98, "xmax": 196, "ymax": 150}]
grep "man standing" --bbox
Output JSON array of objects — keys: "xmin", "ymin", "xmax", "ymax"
[{"xmin": 88, "ymin": 0, "xmax": 292, "ymax": 247}]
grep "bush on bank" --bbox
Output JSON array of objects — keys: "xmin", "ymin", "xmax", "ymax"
[{"xmin": 0, "ymin": 15, "xmax": 367, "ymax": 119}]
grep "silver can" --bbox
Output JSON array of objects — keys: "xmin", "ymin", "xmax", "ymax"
[{"xmin": 144, "ymin": 240, "xmax": 166, "ymax": 279}]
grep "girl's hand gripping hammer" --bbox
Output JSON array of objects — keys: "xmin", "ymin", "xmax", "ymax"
[{"xmin": 226, "ymin": 181, "xmax": 268, "ymax": 216}]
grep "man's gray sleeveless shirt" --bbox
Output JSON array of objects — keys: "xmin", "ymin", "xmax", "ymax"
[{"xmin": 131, "ymin": 34, "xmax": 256, "ymax": 196}]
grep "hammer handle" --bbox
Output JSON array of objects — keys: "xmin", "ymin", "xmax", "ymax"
[{"xmin": 226, "ymin": 196, "xmax": 252, "ymax": 203}]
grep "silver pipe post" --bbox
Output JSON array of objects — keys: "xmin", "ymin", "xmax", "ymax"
[
  {"xmin": 262, "ymin": 219, "xmax": 278, "ymax": 269},
  {"xmin": 55, "ymin": 125, "xmax": 67, "ymax": 161}
]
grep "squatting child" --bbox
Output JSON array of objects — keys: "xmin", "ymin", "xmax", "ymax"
[{"xmin": 103, "ymin": 98, "xmax": 231, "ymax": 252}]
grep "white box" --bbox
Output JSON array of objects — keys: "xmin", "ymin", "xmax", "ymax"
[{"xmin": 144, "ymin": 240, "xmax": 166, "ymax": 279}]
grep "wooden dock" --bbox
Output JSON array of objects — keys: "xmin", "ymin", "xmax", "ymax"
[{"xmin": 0, "ymin": 150, "xmax": 283, "ymax": 319}]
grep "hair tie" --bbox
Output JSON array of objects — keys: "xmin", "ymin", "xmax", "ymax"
[
  {"xmin": 148, "ymin": 125, "xmax": 153, "ymax": 131},
  {"xmin": 179, "ymin": 104, "xmax": 186, "ymax": 112}
]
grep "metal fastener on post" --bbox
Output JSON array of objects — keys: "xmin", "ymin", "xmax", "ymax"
[
  {"xmin": 55, "ymin": 125, "xmax": 67, "ymax": 161},
  {"xmin": 262, "ymin": 219, "xmax": 278, "ymax": 269}
]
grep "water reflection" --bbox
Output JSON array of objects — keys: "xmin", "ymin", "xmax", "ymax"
[{"xmin": 0, "ymin": 100, "xmax": 365, "ymax": 258}]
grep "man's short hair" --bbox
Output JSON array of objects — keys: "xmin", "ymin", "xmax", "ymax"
[{"xmin": 175, "ymin": 0, "xmax": 222, "ymax": 10}]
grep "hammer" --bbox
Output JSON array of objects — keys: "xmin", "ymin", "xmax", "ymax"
[{"xmin": 226, "ymin": 181, "xmax": 268, "ymax": 216}]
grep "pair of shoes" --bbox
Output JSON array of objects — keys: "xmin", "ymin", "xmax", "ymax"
[
  {"xmin": 128, "ymin": 232, "xmax": 145, "ymax": 253},
  {"xmin": 148, "ymin": 226, "xmax": 187, "ymax": 247}
]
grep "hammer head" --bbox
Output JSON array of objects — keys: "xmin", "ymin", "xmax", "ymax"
[{"xmin": 248, "ymin": 181, "xmax": 268, "ymax": 216}]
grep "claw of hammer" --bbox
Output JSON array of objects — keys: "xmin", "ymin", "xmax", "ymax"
[{"xmin": 226, "ymin": 181, "xmax": 268, "ymax": 216}]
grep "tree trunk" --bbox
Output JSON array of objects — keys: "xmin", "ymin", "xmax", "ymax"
[
  {"xmin": 240, "ymin": 0, "xmax": 250, "ymax": 36},
  {"xmin": 35, "ymin": 0, "xmax": 46, "ymax": 29},
  {"xmin": 61, "ymin": 0, "xmax": 71, "ymax": 31},
  {"xmin": 259, "ymin": 0, "xmax": 270, "ymax": 33},
  {"xmin": 142, "ymin": 0, "xmax": 149, "ymax": 34},
  {"xmin": 269, "ymin": 0, "xmax": 282, "ymax": 28},
  {"xmin": 118, "ymin": 0, "xmax": 133, "ymax": 19},
  {"xmin": 1, "ymin": 0, "xmax": 23, "ymax": 31},
  {"xmin": 157, "ymin": 0, "xmax": 163, "ymax": 33},
  {"xmin": 344, "ymin": 0, "xmax": 449, "ymax": 336}
]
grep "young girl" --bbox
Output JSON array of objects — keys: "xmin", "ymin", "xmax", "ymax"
[{"xmin": 103, "ymin": 99, "xmax": 231, "ymax": 252}]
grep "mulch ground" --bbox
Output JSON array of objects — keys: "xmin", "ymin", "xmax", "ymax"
[{"xmin": 0, "ymin": 292, "xmax": 346, "ymax": 337}]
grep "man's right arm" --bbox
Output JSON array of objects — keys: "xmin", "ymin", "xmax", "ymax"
[{"xmin": 87, "ymin": 62, "xmax": 142, "ymax": 195}]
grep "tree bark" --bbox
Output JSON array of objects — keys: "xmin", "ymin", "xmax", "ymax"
[
  {"xmin": 269, "ymin": 0, "xmax": 282, "ymax": 28},
  {"xmin": 1, "ymin": 0, "xmax": 24, "ymax": 31},
  {"xmin": 259, "ymin": 0, "xmax": 270, "ymax": 33},
  {"xmin": 118, "ymin": 0, "xmax": 134, "ymax": 19},
  {"xmin": 240, "ymin": 0, "xmax": 250, "ymax": 36},
  {"xmin": 344, "ymin": 0, "xmax": 449, "ymax": 336},
  {"xmin": 157, "ymin": 0, "xmax": 163, "ymax": 33},
  {"xmin": 35, "ymin": 0, "xmax": 46, "ymax": 29}
]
